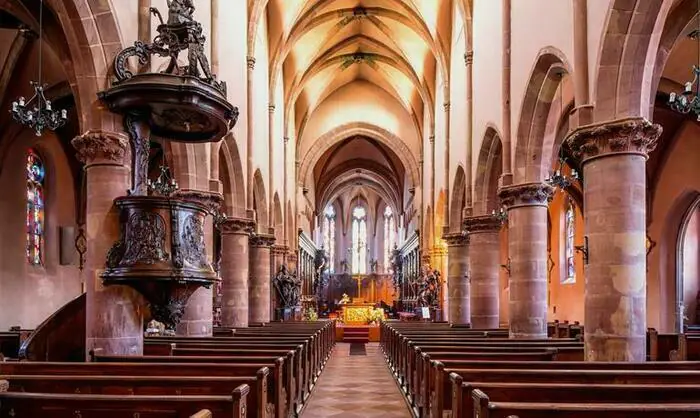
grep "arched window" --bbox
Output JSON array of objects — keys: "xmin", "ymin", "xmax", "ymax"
[
  {"xmin": 563, "ymin": 198, "xmax": 576, "ymax": 284},
  {"xmin": 352, "ymin": 206, "xmax": 367, "ymax": 274},
  {"xmin": 26, "ymin": 149, "xmax": 45, "ymax": 265},
  {"xmin": 384, "ymin": 206, "xmax": 395, "ymax": 273},
  {"xmin": 322, "ymin": 206, "xmax": 335, "ymax": 272}
]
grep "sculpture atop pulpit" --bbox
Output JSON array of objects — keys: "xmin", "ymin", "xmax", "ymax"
[{"xmin": 166, "ymin": 0, "xmax": 195, "ymax": 25}]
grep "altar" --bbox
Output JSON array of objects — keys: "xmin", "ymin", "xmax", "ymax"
[{"xmin": 340, "ymin": 301, "xmax": 377, "ymax": 325}]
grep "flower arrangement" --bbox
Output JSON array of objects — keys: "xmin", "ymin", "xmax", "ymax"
[
  {"xmin": 303, "ymin": 307, "xmax": 318, "ymax": 321},
  {"xmin": 368, "ymin": 308, "xmax": 385, "ymax": 324}
]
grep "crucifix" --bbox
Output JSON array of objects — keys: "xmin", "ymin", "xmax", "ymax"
[{"xmin": 353, "ymin": 275, "xmax": 364, "ymax": 299}]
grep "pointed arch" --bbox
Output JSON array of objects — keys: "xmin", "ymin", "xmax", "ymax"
[
  {"xmin": 253, "ymin": 169, "xmax": 268, "ymax": 231},
  {"xmin": 514, "ymin": 47, "xmax": 574, "ymax": 183},
  {"xmin": 474, "ymin": 125, "xmax": 503, "ymax": 216},
  {"xmin": 273, "ymin": 192, "xmax": 283, "ymax": 242},
  {"xmin": 450, "ymin": 165, "xmax": 466, "ymax": 232},
  {"xmin": 219, "ymin": 135, "xmax": 246, "ymax": 217}
]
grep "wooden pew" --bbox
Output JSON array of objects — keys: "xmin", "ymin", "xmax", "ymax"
[
  {"xmin": 450, "ymin": 380, "xmax": 700, "ymax": 418},
  {"xmin": 0, "ymin": 362, "xmax": 273, "ymax": 418},
  {"xmin": 473, "ymin": 392, "xmax": 700, "ymax": 418},
  {"xmin": 91, "ymin": 353, "xmax": 290, "ymax": 418},
  {"xmin": 0, "ymin": 380, "xmax": 249, "ymax": 418}
]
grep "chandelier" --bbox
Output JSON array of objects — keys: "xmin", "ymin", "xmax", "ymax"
[
  {"xmin": 148, "ymin": 165, "xmax": 179, "ymax": 197},
  {"xmin": 491, "ymin": 207, "xmax": 508, "ymax": 225},
  {"xmin": 545, "ymin": 154, "xmax": 579, "ymax": 191},
  {"xmin": 668, "ymin": 11, "xmax": 700, "ymax": 121},
  {"xmin": 10, "ymin": 0, "xmax": 67, "ymax": 136}
]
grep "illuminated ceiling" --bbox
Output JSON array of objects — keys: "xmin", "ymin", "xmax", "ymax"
[{"xmin": 267, "ymin": 0, "xmax": 454, "ymax": 141}]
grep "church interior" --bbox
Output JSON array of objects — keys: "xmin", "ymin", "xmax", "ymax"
[{"xmin": 2, "ymin": 0, "xmax": 700, "ymax": 416}]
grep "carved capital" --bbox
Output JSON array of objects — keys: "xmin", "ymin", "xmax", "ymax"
[
  {"xmin": 565, "ymin": 117, "xmax": 662, "ymax": 164},
  {"xmin": 220, "ymin": 217, "xmax": 255, "ymax": 235},
  {"xmin": 428, "ymin": 135, "xmax": 435, "ymax": 144},
  {"xmin": 246, "ymin": 56, "xmax": 256, "ymax": 70},
  {"xmin": 250, "ymin": 233, "xmax": 276, "ymax": 248},
  {"xmin": 443, "ymin": 102, "xmax": 451, "ymax": 112},
  {"xmin": 173, "ymin": 189, "xmax": 224, "ymax": 214},
  {"xmin": 272, "ymin": 244, "xmax": 289, "ymax": 255},
  {"xmin": 284, "ymin": 136, "xmax": 290, "ymax": 145},
  {"xmin": 463, "ymin": 215, "xmax": 502, "ymax": 234},
  {"xmin": 72, "ymin": 130, "xmax": 129, "ymax": 165},
  {"xmin": 498, "ymin": 182, "xmax": 553, "ymax": 208},
  {"xmin": 443, "ymin": 232, "xmax": 469, "ymax": 246},
  {"xmin": 464, "ymin": 51, "xmax": 473, "ymax": 66},
  {"xmin": 268, "ymin": 104, "xmax": 275, "ymax": 113}
]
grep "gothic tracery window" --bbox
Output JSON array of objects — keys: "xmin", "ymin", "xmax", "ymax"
[
  {"xmin": 26, "ymin": 149, "xmax": 45, "ymax": 265},
  {"xmin": 323, "ymin": 206, "xmax": 335, "ymax": 272},
  {"xmin": 352, "ymin": 206, "xmax": 367, "ymax": 274},
  {"xmin": 563, "ymin": 198, "xmax": 576, "ymax": 284},
  {"xmin": 384, "ymin": 206, "xmax": 395, "ymax": 273}
]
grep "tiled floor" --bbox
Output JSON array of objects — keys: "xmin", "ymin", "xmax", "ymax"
[{"xmin": 301, "ymin": 342, "xmax": 412, "ymax": 418}]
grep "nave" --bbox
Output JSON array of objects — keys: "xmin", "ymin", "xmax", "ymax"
[{"xmin": 300, "ymin": 343, "xmax": 411, "ymax": 418}]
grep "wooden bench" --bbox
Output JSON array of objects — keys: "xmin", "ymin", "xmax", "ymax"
[
  {"xmin": 0, "ymin": 379, "xmax": 249, "ymax": 418},
  {"xmin": 450, "ymin": 380, "xmax": 700, "ymax": 418},
  {"xmin": 0, "ymin": 362, "xmax": 275, "ymax": 418}
]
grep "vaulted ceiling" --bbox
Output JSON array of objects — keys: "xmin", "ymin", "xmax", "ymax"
[{"xmin": 267, "ymin": 0, "xmax": 454, "ymax": 141}]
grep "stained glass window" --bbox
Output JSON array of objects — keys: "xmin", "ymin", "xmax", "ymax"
[
  {"xmin": 352, "ymin": 206, "xmax": 367, "ymax": 274},
  {"xmin": 26, "ymin": 149, "xmax": 45, "ymax": 265},
  {"xmin": 323, "ymin": 206, "xmax": 335, "ymax": 273},
  {"xmin": 384, "ymin": 206, "xmax": 395, "ymax": 273},
  {"xmin": 563, "ymin": 199, "xmax": 575, "ymax": 284}
]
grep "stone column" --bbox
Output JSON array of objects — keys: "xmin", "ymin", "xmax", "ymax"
[
  {"xmin": 444, "ymin": 233, "xmax": 470, "ymax": 325},
  {"xmin": 220, "ymin": 217, "xmax": 254, "ymax": 327},
  {"xmin": 173, "ymin": 191, "xmax": 223, "ymax": 337},
  {"xmin": 72, "ymin": 131, "xmax": 143, "ymax": 356},
  {"xmin": 498, "ymin": 183, "xmax": 553, "ymax": 338},
  {"xmin": 249, "ymin": 233, "xmax": 275, "ymax": 324},
  {"xmin": 464, "ymin": 215, "xmax": 502, "ymax": 329},
  {"xmin": 566, "ymin": 117, "xmax": 661, "ymax": 362}
]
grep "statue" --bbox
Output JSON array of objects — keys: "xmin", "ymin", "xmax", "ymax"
[
  {"xmin": 339, "ymin": 293, "xmax": 351, "ymax": 305},
  {"xmin": 390, "ymin": 246, "xmax": 403, "ymax": 290},
  {"xmin": 166, "ymin": 0, "xmax": 195, "ymax": 25},
  {"xmin": 313, "ymin": 247, "xmax": 329, "ymax": 298},
  {"xmin": 273, "ymin": 265, "xmax": 301, "ymax": 309},
  {"xmin": 416, "ymin": 265, "xmax": 441, "ymax": 308},
  {"xmin": 370, "ymin": 259, "xmax": 378, "ymax": 273}
]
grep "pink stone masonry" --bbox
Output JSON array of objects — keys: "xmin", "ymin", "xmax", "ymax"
[
  {"xmin": 444, "ymin": 233, "xmax": 470, "ymax": 325},
  {"xmin": 220, "ymin": 218, "xmax": 254, "ymax": 328},
  {"xmin": 566, "ymin": 117, "xmax": 661, "ymax": 362},
  {"xmin": 464, "ymin": 215, "xmax": 502, "ymax": 329},
  {"xmin": 72, "ymin": 131, "xmax": 143, "ymax": 357},
  {"xmin": 249, "ymin": 233, "xmax": 275, "ymax": 324},
  {"xmin": 498, "ymin": 183, "xmax": 553, "ymax": 338}
]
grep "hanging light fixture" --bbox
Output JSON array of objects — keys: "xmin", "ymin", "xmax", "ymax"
[
  {"xmin": 10, "ymin": 0, "xmax": 67, "ymax": 136},
  {"xmin": 545, "ymin": 150, "xmax": 579, "ymax": 191},
  {"xmin": 491, "ymin": 207, "xmax": 508, "ymax": 225},
  {"xmin": 668, "ymin": 0, "xmax": 700, "ymax": 120}
]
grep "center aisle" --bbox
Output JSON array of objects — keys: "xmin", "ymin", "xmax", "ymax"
[{"xmin": 301, "ymin": 342, "xmax": 412, "ymax": 417}]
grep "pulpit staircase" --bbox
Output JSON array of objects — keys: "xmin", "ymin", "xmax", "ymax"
[{"xmin": 343, "ymin": 327, "xmax": 369, "ymax": 344}]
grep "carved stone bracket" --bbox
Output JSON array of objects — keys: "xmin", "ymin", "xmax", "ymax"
[
  {"xmin": 565, "ymin": 117, "xmax": 662, "ymax": 164},
  {"xmin": 442, "ymin": 232, "xmax": 469, "ymax": 247},
  {"xmin": 72, "ymin": 130, "xmax": 129, "ymax": 165},
  {"xmin": 250, "ymin": 233, "xmax": 275, "ymax": 248},
  {"xmin": 498, "ymin": 182, "xmax": 553, "ymax": 209},
  {"xmin": 219, "ymin": 217, "xmax": 256, "ymax": 235},
  {"xmin": 463, "ymin": 215, "xmax": 502, "ymax": 234}
]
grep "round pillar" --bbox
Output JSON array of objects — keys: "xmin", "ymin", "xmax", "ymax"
[
  {"xmin": 249, "ymin": 234, "xmax": 275, "ymax": 324},
  {"xmin": 220, "ymin": 217, "xmax": 254, "ymax": 327},
  {"xmin": 566, "ymin": 117, "xmax": 661, "ymax": 362},
  {"xmin": 464, "ymin": 215, "xmax": 502, "ymax": 329},
  {"xmin": 444, "ymin": 233, "xmax": 470, "ymax": 325},
  {"xmin": 72, "ymin": 131, "xmax": 144, "ymax": 356},
  {"xmin": 498, "ymin": 183, "xmax": 553, "ymax": 338}
]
